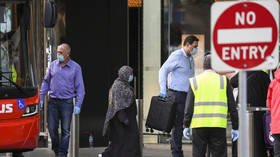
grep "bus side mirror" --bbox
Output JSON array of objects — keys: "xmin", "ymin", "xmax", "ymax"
[{"xmin": 44, "ymin": 0, "xmax": 57, "ymax": 28}]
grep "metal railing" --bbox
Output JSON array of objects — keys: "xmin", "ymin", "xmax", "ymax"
[
  {"xmin": 237, "ymin": 105, "xmax": 268, "ymax": 157},
  {"xmin": 68, "ymin": 98, "xmax": 79, "ymax": 157},
  {"xmin": 136, "ymin": 99, "xmax": 143, "ymax": 157},
  {"xmin": 207, "ymin": 106, "xmax": 269, "ymax": 157}
]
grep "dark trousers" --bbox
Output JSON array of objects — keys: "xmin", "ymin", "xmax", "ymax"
[
  {"xmin": 168, "ymin": 89, "xmax": 187, "ymax": 157},
  {"xmin": 192, "ymin": 128, "xmax": 227, "ymax": 157},
  {"xmin": 274, "ymin": 134, "xmax": 280, "ymax": 157},
  {"xmin": 232, "ymin": 140, "xmax": 238, "ymax": 157},
  {"xmin": 253, "ymin": 112, "xmax": 267, "ymax": 157},
  {"xmin": 47, "ymin": 99, "xmax": 74, "ymax": 157}
]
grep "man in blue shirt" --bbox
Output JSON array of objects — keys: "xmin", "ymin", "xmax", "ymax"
[
  {"xmin": 40, "ymin": 43, "xmax": 85, "ymax": 157},
  {"xmin": 159, "ymin": 35, "xmax": 199, "ymax": 157}
]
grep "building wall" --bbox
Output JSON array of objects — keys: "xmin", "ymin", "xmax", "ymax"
[
  {"xmin": 65, "ymin": 0, "xmax": 128, "ymax": 147},
  {"xmin": 143, "ymin": 0, "xmax": 161, "ymax": 143}
]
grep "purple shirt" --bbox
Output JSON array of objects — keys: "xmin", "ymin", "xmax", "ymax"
[{"xmin": 40, "ymin": 59, "xmax": 85, "ymax": 108}]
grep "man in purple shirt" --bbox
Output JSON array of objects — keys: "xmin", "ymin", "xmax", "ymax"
[{"xmin": 40, "ymin": 43, "xmax": 85, "ymax": 157}]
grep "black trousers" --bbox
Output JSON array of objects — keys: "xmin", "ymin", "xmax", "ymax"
[
  {"xmin": 192, "ymin": 128, "xmax": 227, "ymax": 157},
  {"xmin": 252, "ymin": 112, "xmax": 267, "ymax": 157},
  {"xmin": 168, "ymin": 89, "xmax": 187, "ymax": 157},
  {"xmin": 232, "ymin": 140, "xmax": 238, "ymax": 157}
]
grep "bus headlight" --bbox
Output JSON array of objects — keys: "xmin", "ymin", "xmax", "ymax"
[{"xmin": 22, "ymin": 104, "xmax": 38, "ymax": 117}]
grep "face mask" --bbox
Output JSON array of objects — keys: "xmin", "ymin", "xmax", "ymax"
[
  {"xmin": 128, "ymin": 74, "xmax": 133, "ymax": 82},
  {"xmin": 57, "ymin": 54, "xmax": 65, "ymax": 62},
  {"xmin": 190, "ymin": 48, "xmax": 198, "ymax": 55}
]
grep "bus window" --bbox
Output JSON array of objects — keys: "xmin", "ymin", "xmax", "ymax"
[
  {"xmin": 0, "ymin": 4, "xmax": 12, "ymax": 33},
  {"xmin": 0, "ymin": 4, "xmax": 13, "ymax": 86},
  {"xmin": 0, "ymin": 2, "xmax": 37, "ymax": 98}
]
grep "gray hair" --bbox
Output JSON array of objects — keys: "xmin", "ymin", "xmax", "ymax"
[
  {"xmin": 58, "ymin": 43, "xmax": 71, "ymax": 54},
  {"xmin": 203, "ymin": 54, "xmax": 211, "ymax": 70}
]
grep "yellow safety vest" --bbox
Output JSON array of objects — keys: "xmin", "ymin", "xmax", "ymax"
[
  {"xmin": 261, "ymin": 69, "xmax": 268, "ymax": 74},
  {"xmin": 12, "ymin": 64, "xmax": 17, "ymax": 82},
  {"xmin": 189, "ymin": 71, "xmax": 228, "ymax": 128}
]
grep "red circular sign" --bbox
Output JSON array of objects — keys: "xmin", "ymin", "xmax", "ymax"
[{"xmin": 213, "ymin": 2, "xmax": 278, "ymax": 69}]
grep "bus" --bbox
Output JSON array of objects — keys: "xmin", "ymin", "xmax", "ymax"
[{"xmin": 0, "ymin": 0, "xmax": 54, "ymax": 155}]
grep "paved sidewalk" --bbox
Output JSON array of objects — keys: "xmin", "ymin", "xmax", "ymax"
[{"xmin": 0, "ymin": 144, "xmax": 233, "ymax": 157}]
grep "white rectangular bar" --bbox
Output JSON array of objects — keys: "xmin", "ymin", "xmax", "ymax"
[{"xmin": 217, "ymin": 27, "xmax": 272, "ymax": 44}]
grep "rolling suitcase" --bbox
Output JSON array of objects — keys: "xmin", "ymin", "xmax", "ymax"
[{"xmin": 145, "ymin": 96, "xmax": 176, "ymax": 133}]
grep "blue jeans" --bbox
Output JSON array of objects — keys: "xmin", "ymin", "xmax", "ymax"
[
  {"xmin": 168, "ymin": 90, "xmax": 187, "ymax": 157},
  {"xmin": 47, "ymin": 99, "xmax": 73, "ymax": 157}
]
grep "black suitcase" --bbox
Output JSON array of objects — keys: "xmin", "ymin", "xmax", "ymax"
[{"xmin": 145, "ymin": 96, "xmax": 176, "ymax": 133}]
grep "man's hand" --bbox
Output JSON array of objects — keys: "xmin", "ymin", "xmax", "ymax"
[
  {"xmin": 159, "ymin": 93, "xmax": 167, "ymax": 98},
  {"xmin": 231, "ymin": 129, "xmax": 239, "ymax": 142},
  {"xmin": 183, "ymin": 128, "xmax": 190, "ymax": 140},
  {"xmin": 74, "ymin": 106, "xmax": 81, "ymax": 115}
]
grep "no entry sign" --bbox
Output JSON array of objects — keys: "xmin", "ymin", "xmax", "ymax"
[{"xmin": 211, "ymin": 0, "xmax": 279, "ymax": 71}]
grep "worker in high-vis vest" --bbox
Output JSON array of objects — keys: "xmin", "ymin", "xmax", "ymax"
[{"xmin": 183, "ymin": 54, "xmax": 239, "ymax": 157}]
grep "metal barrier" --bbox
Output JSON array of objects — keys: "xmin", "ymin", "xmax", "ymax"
[
  {"xmin": 205, "ymin": 106, "xmax": 268, "ymax": 157},
  {"xmin": 238, "ymin": 106, "xmax": 268, "ymax": 157},
  {"xmin": 136, "ymin": 99, "xmax": 143, "ymax": 157},
  {"xmin": 247, "ymin": 106, "xmax": 269, "ymax": 112},
  {"xmin": 68, "ymin": 99, "xmax": 80, "ymax": 157},
  {"xmin": 248, "ymin": 106, "xmax": 268, "ymax": 157}
]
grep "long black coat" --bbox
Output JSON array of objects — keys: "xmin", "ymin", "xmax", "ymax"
[{"xmin": 102, "ymin": 101, "xmax": 140, "ymax": 157}]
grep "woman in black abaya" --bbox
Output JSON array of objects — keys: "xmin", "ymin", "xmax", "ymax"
[{"xmin": 101, "ymin": 65, "xmax": 140, "ymax": 157}]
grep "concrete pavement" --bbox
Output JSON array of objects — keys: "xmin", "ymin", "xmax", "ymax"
[{"xmin": 0, "ymin": 144, "xmax": 233, "ymax": 157}]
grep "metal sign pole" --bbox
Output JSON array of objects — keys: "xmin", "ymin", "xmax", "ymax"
[
  {"xmin": 238, "ymin": 2, "xmax": 249, "ymax": 157},
  {"xmin": 238, "ymin": 71, "xmax": 252, "ymax": 157}
]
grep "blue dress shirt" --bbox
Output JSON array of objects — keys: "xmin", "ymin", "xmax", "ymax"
[{"xmin": 159, "ymin": 48, "xmax": 195, "ymax": 95}]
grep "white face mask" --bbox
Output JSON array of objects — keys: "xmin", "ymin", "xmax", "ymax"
[
  {"xmin": 128, "ymin": 74, "xmax": 133, "ymax": 82},
  {"xmin": 57, "ymin": 54, "xmax": 65, "ymax": 62},
  {"xmin": 190, "ymin": 48, "xmax": 198, "ymax": 55}
]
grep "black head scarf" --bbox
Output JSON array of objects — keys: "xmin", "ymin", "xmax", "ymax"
[{"xmin": 103, "ymin": 65, "xmax": 134, "ymax": 136}]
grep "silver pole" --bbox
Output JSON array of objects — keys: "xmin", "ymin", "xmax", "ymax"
[
  {"xmin": 238, "ymin": 71, "xmax": 252, "ymax": 157},
  {"xmin": 136, "ymin": 99, "xmax": 143, "ymax": 157},
  {"xmin": 69, "ymin": 99, "xmax": 79, "ymax": 157}
]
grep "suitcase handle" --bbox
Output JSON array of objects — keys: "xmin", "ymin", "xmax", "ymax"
[{"xmin": 158, "ymin": 96, "xmax": 167, "ymax": 102}]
